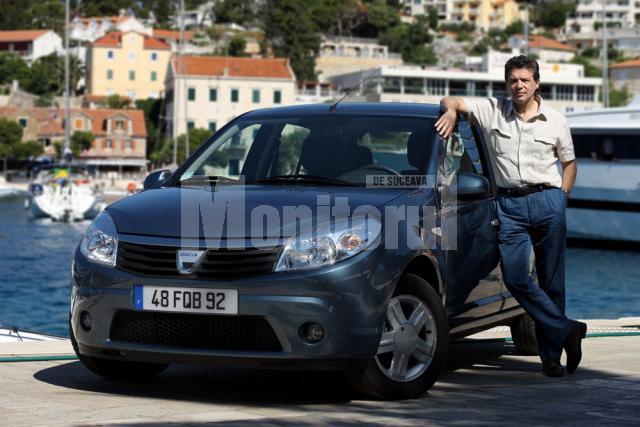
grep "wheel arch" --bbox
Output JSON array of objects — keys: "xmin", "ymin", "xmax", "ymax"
[{"xmin": 401, "ymin": 254, "xmax": 444, "ymax": 302}]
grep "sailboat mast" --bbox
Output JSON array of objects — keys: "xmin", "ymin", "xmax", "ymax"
[{"xmin": 64, "ymin": 0, "xmax": 71, "ymax": 158}]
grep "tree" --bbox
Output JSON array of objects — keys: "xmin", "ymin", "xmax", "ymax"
[
  {"xmin": 379, "ymin": 16, "xmax": 435, "ymax": 65},
  {"xmin": 214, "ymin": 0, "xmax": 256, "ymax": 25},
  {"xmin": 0, "ymin": 53, "xmax": 30, "ymax": 87},
  {"xmin": 71, "ymin": 131, "xmax": 95, "ymax": 157},
  {"xmin": 0, "ymin": 118, "xmax": 23, "ymax": 174},
  {"xmin": 135, "ymin": 98, "xmax": 164, "ymax": 158},
  {"xmin": 151, "ymin": 128, "xmax": 216, "ymax": 165},
  {"xmin": 309, "ymin": 0, "xmax": 360, "ymax": 36},
  {"xmin": 571, "ymin": 55, "xmax": 601, "ymax": 77},
  {"xmin": 262, "ymin": 0, "xmax": 321, "ymax": 81},
  {"xmin": 23, "ymin": 54, "xmax": 84, "ymax": 97},
  {"xmin": 228, "ymin": 35, "xmax": 248, "ymax": 57},
  {"xmin": 353, "ymin": 0, "xmax": 401, "ymax": 38},
  {"xmin": 427, "ymin": 6, "xmax": 439, "ymax": 30},
  {"xmin": 11, "ymin": 140, "xmax": 43, "ymax": 159},
  {"xmin": 609, "ymin": 84, "xmax": 631, "ymax": 107},
  {"xmin": 533, "ymin": 1, "xmax": 577, "ymax": 29},
  {"xmin": 102, "ymin": 94, "xmax": 130, "ymax": 109}
]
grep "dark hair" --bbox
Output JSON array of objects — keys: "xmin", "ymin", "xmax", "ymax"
[{"xmin": 504, "ymin": 55, "xmax": 540, "ymax": 95}]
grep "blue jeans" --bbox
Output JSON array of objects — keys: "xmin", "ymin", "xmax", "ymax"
[{"xmin": 497, "ymin": 188, "xmax": 574, "ymax": 360}]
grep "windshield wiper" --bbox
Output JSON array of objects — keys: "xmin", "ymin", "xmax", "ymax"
[
  {"xmin": 253, "ymin": 174, "xmax": 357, "ymax": 186},
  {"xmin": 178, "ymin": 176, "xmax": 239, "ymax": 186}
]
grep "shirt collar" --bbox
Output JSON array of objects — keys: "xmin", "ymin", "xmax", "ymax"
[{"xmin": 506, "ymin": 95, "xmax": 548, "ymax": 121}]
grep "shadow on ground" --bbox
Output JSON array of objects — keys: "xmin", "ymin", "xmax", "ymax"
[{"xmin": 32, "ymin": 339, "xmax": 598, "ymax": 406}]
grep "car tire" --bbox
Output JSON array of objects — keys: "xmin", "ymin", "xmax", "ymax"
[
  {"xmin": 510, "ymin": 313, "xmax": 539, "ymax": 356},
  {"xmin": 69, "ymin": 319, "xmax": 168, "ymax": 380},
  {"xmin": 344, "ymin": 273, "xmax": 449, "ymax": 400}
]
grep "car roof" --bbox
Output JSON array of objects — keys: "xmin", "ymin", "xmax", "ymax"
[{"xmin": 242, "ymin": 102, "xmax": 442, "ymax": 119}]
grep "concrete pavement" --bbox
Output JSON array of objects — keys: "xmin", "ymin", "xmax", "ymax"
[{"xmin": 1, "ymin": 319, "xmax": 639, "ymax": 426}]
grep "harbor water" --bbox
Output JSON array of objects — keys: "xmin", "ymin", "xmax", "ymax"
[{"xmin": 1, "ymin": 194, "xmax": 639, "ymax": 337}]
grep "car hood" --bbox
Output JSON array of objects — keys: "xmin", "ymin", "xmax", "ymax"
[{"xmin": 107, "ymin": 185, "xmax": 408, "ymax": 240}]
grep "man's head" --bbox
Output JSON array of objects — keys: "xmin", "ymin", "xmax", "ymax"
[{"xmin": 504, "ymin": 55, "xmax": 540, "ymax": 106}]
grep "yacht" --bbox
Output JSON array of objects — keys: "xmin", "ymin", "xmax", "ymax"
[
  {"xmin": 566, "ymin": 104, "xmax": 640, "ymax": 243},
  {"xmin": 26, "ymin": 164, "xmax": 104, "ymax": 222}
]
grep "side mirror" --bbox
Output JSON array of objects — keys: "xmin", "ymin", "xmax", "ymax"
[
  {"xmin": 439, "ymin": 172, "xmax": 491, "ymax": 202},
  {"xmin": 143, "ymin": 170, "xmax": 172, "ymax": 190},
  {"xmin": 455, "ymin": 172, "xmax": 491, "ymax": 201}
]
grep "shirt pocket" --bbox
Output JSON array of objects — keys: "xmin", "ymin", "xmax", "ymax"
[
  {"xmin": 490, "ymin": 128, "xmax": 512, "ymax": 154},
  {"xmin": 533, "ymin": 136, "xmax": 557, "ymax": 160}
]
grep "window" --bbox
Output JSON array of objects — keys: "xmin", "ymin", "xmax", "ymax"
[
  {"xmin": 18, "ymin": 117, "xmax": 28, "ymax": 128},
  {"xmin": 231, "ymin": 89, "xmax": 239, "ymax": 103},
  {"xmin": 442, "ymin": 120, "xmax": 487, "ymax": 179},
  {"xmin": 577, "ymin": 85, "xmax": 595, "ymax": 102},
  {"xmin": 125, "ymin": 139, "xmax": 134, "ymax": 150},
  {"xmin": 107, "ymin": 69, "xmax": 113, "ymax": 80},
  {"xmin": 228, "ymin": 159, "xmax": 240, "ymax": 176},
  {"xmin": 73, "ymin": 118, "xmax": 83, "ymax": 130},
  {"xmin": 208, "ymin": 121, "xmax": 217, "ymax": 133},
  {"xmin": 188, "ymin": 87, "xmax": 196, "ymax": 101},
  {"xmin": 404, "ymin": 78, "xmax": 425, "ymax": 94},
  {"xmin": 105, "ymin": 138, "xmax": 113, "ymax": 149},
  {"xmin": 187, "ymin": 121, "xmax": 195, "ymax": 130},
  {"xmin": 383, "ymin": 77, "xmax": 402, "ymax": 93},
  {"xmin": 209, "ymin": 88, "xmax": 217, "ymax": 102},
  {"xmin": 252, "ymin": 89, "xmax": 261, "ymax": 103},
  {"xmin": 115, "ymin": 120, "xmax": 125, "ymax": 131},
  {"xmin": 555, "ymin": 84, "xmax": 573, "ymax": 101},
  {"xmin": 151, "ymin": 52, "xmax": 158, "ymax": 61},
  {"xmin": 572, "ymin": 133, "xmax": 640, "ymax": 160},
  {"xmin": 106, "ymin": 50, "xmax": 114, "ymax": 59},
  {"xmin": 150, "ymin": 71, "xmax": 157, "ymax": 81},
  {"xmin": 129, "ymin": 70, "xmax": 135, "ymax": 81},
  {"xmin": 426, "ymin": 79, "xmax": 446, "ymax": 96},
  {"xmin": 273, "ymin": 90, "xmax": 282, "ymax": 104},
  {"xmin": 128, "ymin": 51, "xmax": 136, "ymax": 61}
]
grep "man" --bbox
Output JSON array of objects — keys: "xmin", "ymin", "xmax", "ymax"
[{"xmin": 434, "ymin": 55, "xmax": 587, "ymax": 377}]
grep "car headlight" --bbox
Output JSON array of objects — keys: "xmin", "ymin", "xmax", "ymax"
[
  {"xmin": 80, "ymin": 211, "xmax": 118, "ymax": 267},
  {"xmin": 275, "ymin": 216, "xmax": 381, "ymax": 272}
]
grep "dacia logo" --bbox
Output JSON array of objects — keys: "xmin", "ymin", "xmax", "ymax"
[{"xmin": 176, "ymin": 250, "xmax": 206, "ymax": 274}]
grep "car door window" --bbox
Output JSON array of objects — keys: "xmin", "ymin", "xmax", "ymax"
[{"xmin": 443, "ymin": 120, "xmax": 487, "ymax": 179}]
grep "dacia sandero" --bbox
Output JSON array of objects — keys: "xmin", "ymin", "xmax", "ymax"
[{"xmin": 70, "ymin": 103, "xmax": 538, "ymax": 399}]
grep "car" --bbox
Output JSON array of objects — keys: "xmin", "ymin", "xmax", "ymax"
[{"xmin": 69, "ymin": 103, "xmax": 538, "ymax": 399}]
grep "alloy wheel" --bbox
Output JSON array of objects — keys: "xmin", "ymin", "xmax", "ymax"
[{"xmin": 375, "ymin": 294, "xmax": 437, "ymax": 382}]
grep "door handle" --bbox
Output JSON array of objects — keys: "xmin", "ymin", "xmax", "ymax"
[{"xmin": 491, "ymin": 219, "xmax": 500, "ymax": 228}]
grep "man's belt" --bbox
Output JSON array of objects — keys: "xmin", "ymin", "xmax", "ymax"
[{"xmin": 497, "ymin": 184, "xmax": 556, "ymax": 197}]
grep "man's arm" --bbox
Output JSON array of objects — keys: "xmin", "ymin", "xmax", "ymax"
[
  {"xmin": 561, "ymin": 160, "xmax": 577, "ymax": 194},
  {"xmin": 434, "ymin": 97, "xmax": 469, "ymax": 139}
]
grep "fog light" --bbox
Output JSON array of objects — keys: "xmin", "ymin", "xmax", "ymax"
[
  {"xmin": 80, "ymin": 311, "xmax": 93, "ymax": 331},
  {"xmin": 300, "ymin": 322, "xmax": 325, "ymax": 344}
]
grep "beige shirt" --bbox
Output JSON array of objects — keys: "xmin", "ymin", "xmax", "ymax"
[{"xmin": 462, "ymin": 96, "xmax": 575, "ymax": 189}]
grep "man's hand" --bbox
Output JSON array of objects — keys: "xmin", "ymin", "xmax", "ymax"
[{"xmin": 434, "ymin": 109, "xmax": 457, "ymax": 139}]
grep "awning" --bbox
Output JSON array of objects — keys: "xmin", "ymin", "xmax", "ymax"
[{"xmin": 83, "ymin": 158, "xmax": 148, "ymax": 167}]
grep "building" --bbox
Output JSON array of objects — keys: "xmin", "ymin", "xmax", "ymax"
[
  {"xmin": 506, "ymin": 34, "xmax": 577, "ymax": 62},
  {"xmin": 0, "ymin": 30, "xmax": 63, "ymax": 64},
  {"xmin": 448, "ymin": 0, "xmax": 525, "ymax": 31},
  {"xmin": 564, "ymin": 27, "xmax": 640, "ymax": 59},
  {"xmin": 565, "ymin": 0, "xmax": 640, "ymax": 35},
  {"xmin": 330, "ymin": 51, "xmax": 603, "ymax": 113},
  {"xmin": 0, "ymin": 106, "xmax": 147, "ymax": 171},
  {"xmin": 316, "ymin": 36, "xmax": 403, "ymax": 81},
  {"xmin": 165, "ymin": 55, "xmax": 296, "ymax": 138},
  {"xmin": 610, "ymin": 58, "xmax": 640, "ymax": 96},
  {"xmin": 86, "ymin": 31, "xmax": 171, "ymax": 100},
  {"xmin": 402, "ymin": 0, "xmax": 526, "ymax": 31},
  {"xmin": 171, "ymin": 1, "xmax": 215, "ymax": 28},
  {"xmin": 401, "ymin": 0, "xmax": 448, "ymax": 21},
  {"xmin": 69, "ymin": 14, "xmax": 150, "ymax": 44}
]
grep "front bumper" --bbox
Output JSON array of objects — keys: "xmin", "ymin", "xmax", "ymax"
[{"xmin": 70, "ymin": 243, "xmax": 400, "ymax": 368}]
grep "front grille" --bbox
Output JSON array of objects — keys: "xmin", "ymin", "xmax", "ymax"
[
  {"xmin": 117, "ymin": 241, "xmax": 280, "ymax": 279},
  {"xmin": 109, "ymin": 310, "xmax": 282, "ymax": 352}
]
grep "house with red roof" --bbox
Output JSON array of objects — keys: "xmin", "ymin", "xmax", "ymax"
[
  {"xmin": 505, "ymin": 34, "xmax": 577, "ymax": 62},
  {"xmin": 610, "ymin": 58, "xmax": 640, "ymax": 98},
  {"xmin": 165, "ymin": 55, "xmax": 296, "ymax": 138},
  {"xmin": 0, "ymin": 106, "xmax": 148, "ymax": 171},
  {"xmin": 86, "ymin": 31, "xmax": 171, "ymax": 100},
  {"xmin": 0, "ymin": 30, "xmax": 63, "ymax": 64}
]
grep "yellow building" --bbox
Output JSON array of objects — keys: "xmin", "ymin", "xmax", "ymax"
[
  {"xmin": 87, "ymin": 31, "xmax": 171, "ymax": 100},
  {"xmin": 449, "ymin": 0, "xmax": 525, "ymax": 32}
]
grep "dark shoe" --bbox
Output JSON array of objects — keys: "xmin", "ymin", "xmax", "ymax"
[
  {"xmin": 542, "ymin": 358, "xmax": 565, "ymax": 377},
  {"xmin": 564, "ymin": 321, "xmax": 588, "ymax": 374}
]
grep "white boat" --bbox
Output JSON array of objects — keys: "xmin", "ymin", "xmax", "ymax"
[
  {"xmin": 0, "ymin": 187, "xmax": 22, "ymax": 199},
  {"xmin": 0, "ymin": 326, "xmax": 65, "ymax": 343},
  {"xmin": 566, "ymin": 104, "xmax": 640, "ymax": 243},
  {"xmin": 26, "ymin": 165, "xmax": 105, "ymax": 222}
]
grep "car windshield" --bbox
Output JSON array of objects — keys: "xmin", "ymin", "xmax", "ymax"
[{"xmin": 179, "ymin": 115, "xmax": 436, "ymax": 186}]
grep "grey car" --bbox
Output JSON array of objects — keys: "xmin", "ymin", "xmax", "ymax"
[{"xmin": 70, "ymin": 103, "xmax": 537, "ymax": 399}]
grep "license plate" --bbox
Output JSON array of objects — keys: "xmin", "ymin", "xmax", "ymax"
[{"xmin": 134, "ymin": 285, "xmax": 238, "ymax": 315}]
